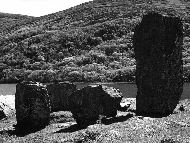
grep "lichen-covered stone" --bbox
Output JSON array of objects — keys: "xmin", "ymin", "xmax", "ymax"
[
  {"xmin": 46, "ymin": 82, "xmax": 76, "ymax": 112},
  {"xmin": 69, "ymin": 85, "xmax": 123, "ymax": 126},
  {"xmin": 133, "ymin": 12, "xmax": 183, "ymax": 117},
  {"xmin": 15, "ymin": 81, "xmax": 51, "ymax": 130}
]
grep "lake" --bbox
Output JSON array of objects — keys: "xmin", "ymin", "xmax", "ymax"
[{"xmin": 0, "ymin": 83, "xmax": 190, "ymax": 99}]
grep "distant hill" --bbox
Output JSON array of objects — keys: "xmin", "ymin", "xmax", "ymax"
[
  {"xmin": 0, "ymin": 12, "xmax": 34, "ymax": 37},
  {"xmin": 0, "ymin": 0, "xmax": 190, "ymax": 83}
]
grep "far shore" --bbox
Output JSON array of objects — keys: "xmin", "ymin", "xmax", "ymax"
[{"xmin": 0, "ymin": 82, "xmax": 190, "ymax": 100}]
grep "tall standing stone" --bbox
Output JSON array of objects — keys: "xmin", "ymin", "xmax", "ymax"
[
  {"xmin": 15, "ymin": 81, "xmax": 51, "ymax": 130},
  {"xmin": 46, "ymin": 82, "xmax": 76, "ymax": 112},
  {"xmin": 133, "ymin": 12, "xmax": 183, "ymax": 117}
]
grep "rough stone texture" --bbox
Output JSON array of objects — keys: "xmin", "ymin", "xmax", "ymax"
[
  {"xmin": 133, "ymin": 12, "xmax": 183, "ymax": 117},
  {"xmin": 15, "ymin": 81, "xmax": 51, "ymax": 130},
  {"xmin": 69, "ymin": 85, "xmax": 123, "ymax": 126},
  {"xmin": 46, "ymin": 82, "xmax": 76, "ymax": 112}
]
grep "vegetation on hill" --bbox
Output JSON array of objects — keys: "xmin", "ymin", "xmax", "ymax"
[
  {"xmin": 0, "ymin": 13, "xmax": 34, "ymax": 38},
  {"xmin": 0, "ymin": 0, "xmax": 190, "ymax": 83}
]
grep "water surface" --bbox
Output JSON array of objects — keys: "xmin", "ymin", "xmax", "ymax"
[{"xmin": 0, "ymin": 83, "xmax": 189, "ymax": 99}]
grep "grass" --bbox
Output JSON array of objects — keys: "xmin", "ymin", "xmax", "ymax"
[{"xmin": 1, "ymin": 98, "xmax": 190, "ymax": 142}]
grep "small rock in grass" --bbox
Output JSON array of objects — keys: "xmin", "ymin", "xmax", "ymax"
[
  {"xmin": 0, "ymin": 101, "xmax": 14, "ymax": 120},
  {"xmin": 179, "ymin": 105, "xmax": 185, "ymax": 111}
]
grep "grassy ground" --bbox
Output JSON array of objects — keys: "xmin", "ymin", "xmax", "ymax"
[{"xmin": 1, "ymin": 98, "xmax": 190, "ymax": 143}]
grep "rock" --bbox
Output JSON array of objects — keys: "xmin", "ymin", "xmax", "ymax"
[
  {"xmin": 179, "ymin": 105, "xmax": 185, "ymax": 111},
  {"xmin": 0, "ymin": 107, "xmax": 6, "ymax": 120},
  {"xmin": 15, "ymin": 81, "xmax": 51, "ymax": 130},
  {"xmin": 119, "ymin": 101, "xmax": 131, "ymax": 111},
  {"xmin": 122, "ymin": 98, "xmax": 136, "ymax": 110},
  {"xmin": 0, "ymin": 95, "xmax": 15, "ymax": 120},
  {"xmin": 0, "ymin": 102, "xmax": 14, "ymax": 120},
  {"xmin": 46, "ymin": 82, "xmax": 76, "ymax": 112},
  {"xmin": 120, "ymin": 102, "xmax": 130, "ymax": 108},
  {"xmin": 69, "ymin": 85, "xmax": 123, "ymax": 126},
  {"xmin": 133, "ymin": 12, "xmax": 183, "ymax": 117}
]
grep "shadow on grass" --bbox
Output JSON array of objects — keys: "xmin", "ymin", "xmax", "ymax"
[
  {"xmin": 55, "ymin": 113, "xmax": 134, "ymax": 133},
  {"xmin": 102, "ymin": 113, "xmax": 134, "ymax": 125},
  {"xmin": 0, "ymin": 129, "xmax": 31, "ymax": 137},
  {"xmin": 55, "ymin": 123, "xmax": 86, "ymax": 133},
  {"xmin": 50, "ymin": 111, "xmax": 74, "ymax": 124},
  {"xmin": 0, "ymin": 124, "xmax": 46, "ymax": 137},
  {"xmin": 128, "ymin": 109, "xmax": 136, "ymax": 113}
]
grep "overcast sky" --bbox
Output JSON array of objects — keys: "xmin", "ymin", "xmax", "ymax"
[{"xmin": 0, "ymin": 0, "xmax": 92, "ymax": 17}]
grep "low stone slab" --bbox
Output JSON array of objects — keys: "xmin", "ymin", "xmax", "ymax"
[
  {"xmin": 15, "ymin": 81, "xmax": 51, "ymax": 130},
  {"xmin": 46, "ymin": 82, "xmax": 76, "ymax": 112},
  {"xmin": 69, "ymin": 85, "xmax": 123, "ymax": 126}
]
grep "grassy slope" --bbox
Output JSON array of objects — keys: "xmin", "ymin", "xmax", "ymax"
[{"xmin": 0, "ymin": 0, "xmax": 190, "ymax": 83}]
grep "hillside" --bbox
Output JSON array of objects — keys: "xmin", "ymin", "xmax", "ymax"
[
  {"xmin": 0, "ymin": 13, "xmax": 34, "ymax": 38},
  {"xmin": 0, "ymin": 0, "xmax": 190, "ymax": 83}
]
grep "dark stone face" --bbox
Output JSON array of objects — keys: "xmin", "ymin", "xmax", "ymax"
[
  {"xmin": 69, "ymin": 85, "xmax": 123, "ymax": 127},
  {"xmin": 0, "ymin": 110, "xmax": 6, "ymax": 120},
  {"xmin": 15, "ymin": 81, "xmax": 51, "ymax": 131},
  {"xmin": 133, "ymin": 12, "xmax": 183, "ymax": 117},
  {"xmin": 46, "ymin": 82, "xmax": 77, "ymax": 112}
]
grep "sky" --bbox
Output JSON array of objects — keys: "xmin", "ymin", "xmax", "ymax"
[{"xmin": 0, "ymin": 0, "xmax": 93, "ymax": 17}]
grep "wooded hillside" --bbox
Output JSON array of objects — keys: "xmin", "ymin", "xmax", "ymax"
[{"xmin": 0, "ymin": 0, "xmax": 190, "ymax": 83}]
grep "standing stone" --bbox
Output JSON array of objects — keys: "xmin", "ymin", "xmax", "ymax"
[
  {"xmin": 15, "ymin": 81, "xmax": 51, "ymax": 130},
  {"xmin": 46, "ymin": 82, "xmax": 76, "ymax": 112},
  {"xmin": 133, "ymin": 12, "xmax": 183, "ymax": 117},
  {"xmin": 69, "ymin": 85, "xmax": 123, "ymax": 126}
]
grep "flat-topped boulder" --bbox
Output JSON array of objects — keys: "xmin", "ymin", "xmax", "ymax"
[
  {"xmin": 133, "ymin": 12, "xmax": 183, "ymax": 117},
  {"xmin": 69, "ymin": 85, "xmax": 123, "ymax": 126},
  {"xmin": 46, "ymin": 82, "xmax": 76, "ymax": 112},
  {"xmin": 15, "ymin": 81, "xmax": 51, "ymax": 130}
]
